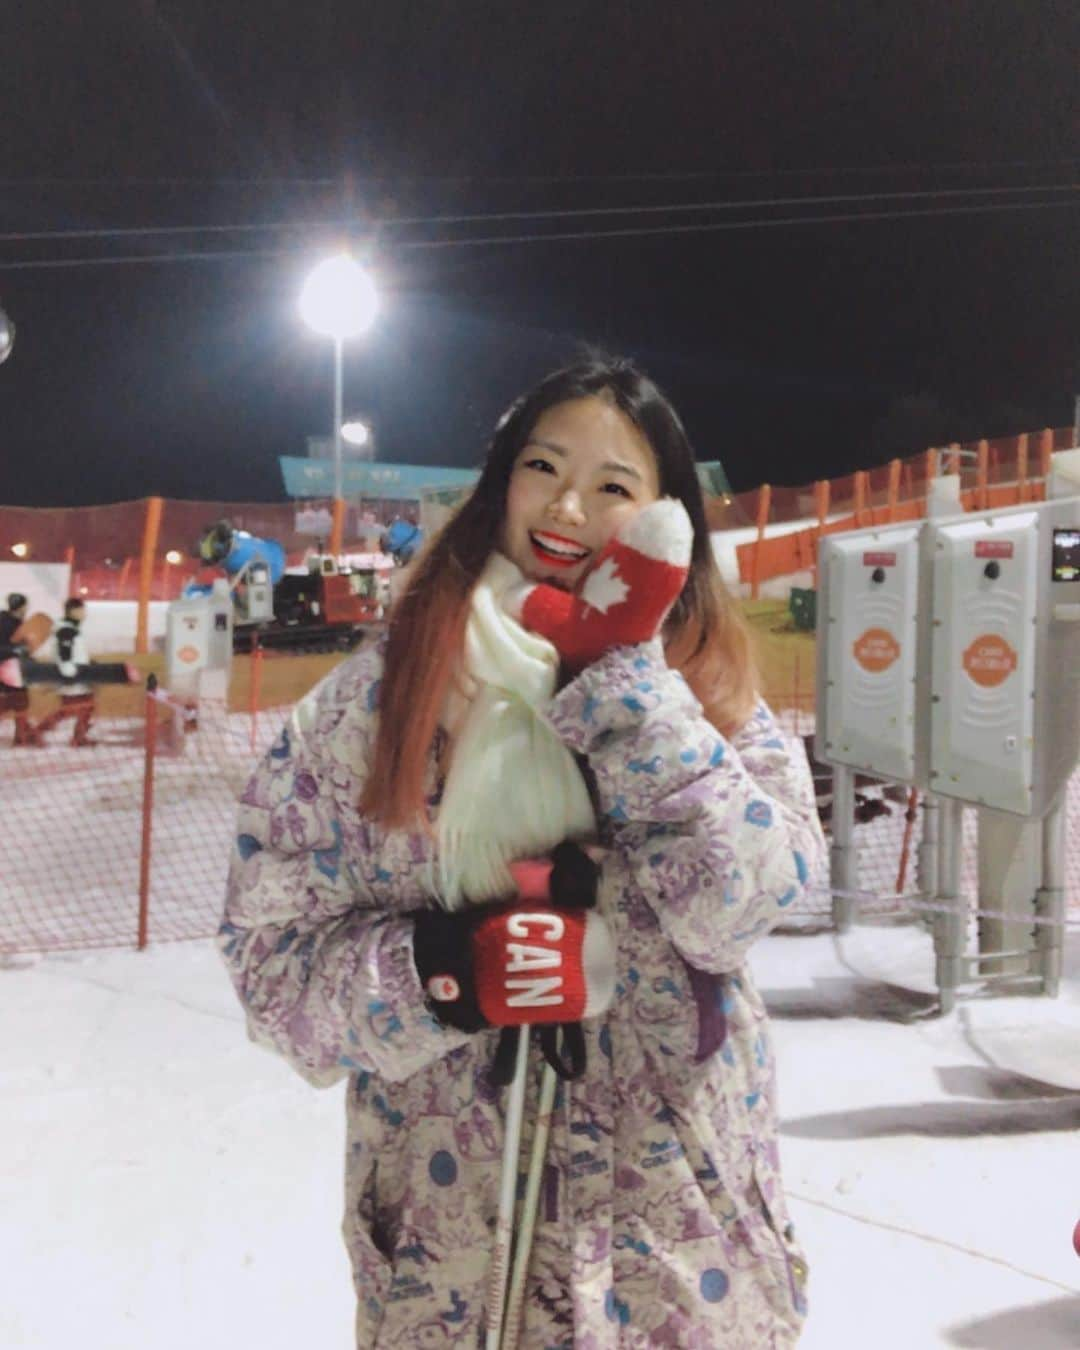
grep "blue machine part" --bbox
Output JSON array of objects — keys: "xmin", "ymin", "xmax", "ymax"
[
  {"xmin": 383, "ymin": 519, "xmax": 423, "ymax": 564},
  {"xmin": 223, "ymin": 532, "xmax": 286, "ymax": 584}
]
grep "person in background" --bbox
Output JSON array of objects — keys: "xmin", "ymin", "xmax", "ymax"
[
  {"xmin": 35, "ymin": 598, "xmax": 96, "ymax": 747},
  {"xmin": 0, "ymin": 592, "xmax": 38, "ymax": 747},
  {"xmin": 220, "ymin": 357, "xmax": 825, "ymax": 1346},
  {"xmin": 0, "ymin": 591, "xmax": 28, "ymax": 653}
]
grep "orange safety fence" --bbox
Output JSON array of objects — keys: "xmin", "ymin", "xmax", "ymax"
[
  {"xmin": 0, "ymin": 494, "xmax": 419, "ymax": 604},
  {"xmin": 735, "ymin": 426, "xmax": 1075, "ymax": 594},
  {"xmin": 3, "ymin": 648, "xmax": 1079, "ymax": 957},
  {"xmin": 0, "ymin": 668, "xmax": 297, "ymax": 957},
  {"xmin": 4, "ymin": 426, "xmax": 1074, "ymax": 612}
]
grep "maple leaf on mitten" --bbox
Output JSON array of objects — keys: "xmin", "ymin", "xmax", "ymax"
[{"xmin": 505, "ymin": 497, "xmax": 693, "ymax": 670}]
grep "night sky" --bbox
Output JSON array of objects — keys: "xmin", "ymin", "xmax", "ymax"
[{"xmin": 1, "ymin": 2, "xmax": 1077, "ymax": 508}]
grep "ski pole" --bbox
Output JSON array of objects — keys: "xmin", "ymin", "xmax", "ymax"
[
  {"xmin": 500, "ymin": 1057, "xmax": 557, "ymax": 1350},
  {"xmin": 484, "ymin": 1025, "xmax": 530, "ymax": 1350}
]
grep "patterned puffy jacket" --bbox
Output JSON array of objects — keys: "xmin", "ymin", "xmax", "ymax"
[{"xmin": 220, "ymin": 636, "xmax": 826, "ymax": 1348}]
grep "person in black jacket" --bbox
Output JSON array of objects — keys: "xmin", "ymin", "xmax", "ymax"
[
  {"xmin": 0, "ymin": 592, "xmax": 38, "ymax": 746},
  {"xmin": 0, "ymin": 591, "xmax": 28, "ymax": 653},
  {"xmin": 35, "ymin": 598, "xmax": 96, "ymax": 747}
]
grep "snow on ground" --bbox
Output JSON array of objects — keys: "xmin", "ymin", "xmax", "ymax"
[
  {"xmin": 80, "ymin": 600, "xmax": 171, "ymax": 656},
  {"xmin": 3, "ymin": 923, "xmax": 1079, "ymax": 1349}
]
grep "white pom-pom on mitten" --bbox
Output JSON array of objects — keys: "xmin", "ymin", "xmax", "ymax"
[{"xmin": 504, "ymin": 497, "xmax": 693, "ymax": 671}]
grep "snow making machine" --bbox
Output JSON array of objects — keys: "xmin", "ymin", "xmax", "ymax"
[
  {"xmin": 816, "ymin": 454, "xmax": 1080, "ymax": 1011},
  {"xmin": 190, "ymin": 520, "xmax": 385, "ymax": 653}
]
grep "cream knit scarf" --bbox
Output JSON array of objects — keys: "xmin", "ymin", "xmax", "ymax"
[{"xmin": 434, "ymin": 551, "xmax": 597, "ymax": 910}]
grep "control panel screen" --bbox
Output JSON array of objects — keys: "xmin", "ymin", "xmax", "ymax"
[{"xmin": 1052, "ymin": 528, "xmax": 1080, "ymax": 582}]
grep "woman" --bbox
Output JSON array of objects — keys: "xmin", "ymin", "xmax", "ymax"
[{"xmin": 220, "ymin": 357, "xmax": 825, "ymax": 1347}]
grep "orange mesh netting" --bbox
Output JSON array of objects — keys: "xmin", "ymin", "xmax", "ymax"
[{"xmin": 3, "ymin": 674, "xmax": 1078, "ymax": 957}]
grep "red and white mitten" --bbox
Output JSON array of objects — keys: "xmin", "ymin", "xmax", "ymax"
[
  {"xmin": 505, "ymin": 497, "xmax": 692, "ymax": 671},
  {"xmin": 473, "ymin": 906, "xmax": 614, "ymax": 1026},
  {"xmin": 413, "ymin": 843, "xmax": 611, "ymax": 1081},
  {"xmin": 413, "ymin": 902, "xmax": 616, "ymax": 1030}
]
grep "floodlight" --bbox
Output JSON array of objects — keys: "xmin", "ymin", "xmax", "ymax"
[{"xmin": 299, "ymin": 254, "xmax": 378, "ymax": 340}]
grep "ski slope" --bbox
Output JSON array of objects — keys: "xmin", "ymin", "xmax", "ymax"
[{"xmin": 2, "ymin": 925, "xmax": 1078, "ymax": 1349}]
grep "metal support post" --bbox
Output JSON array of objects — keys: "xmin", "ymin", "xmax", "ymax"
[
  {"xmin": 917, "ymin": 794, "xmax": 940, "ymax": 931},
  {"xmin": 934, "ymin": 798, "xmax": 966, "ymax": 1014},
  {"xmin": 976, "ymin": 808, "xmax": 1042, "ymax": 977},
  {"xmin": 1035, "ymin": 800, "xmax": 1066, "ymax": 997},
  {"xmin": 830, "ymin": 764, "xmax": 857, "ymax": 932}
]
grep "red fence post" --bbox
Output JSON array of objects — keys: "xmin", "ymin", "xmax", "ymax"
[
  {"xmin": 886, "ymin": 459, "xmax": 901, "ymax": 523},
  {"xmin": 138, "ymin": 677, "xmax": 159, "ymax": 950},
  {"xmin": 1039, "ymin": 428, "xmax": 1054, "ymax": 485},
  {"xmin": 976, "ymin": 439, "xmax": 989, "ymax": 510},
  {"xmin": 249, "ymin": 636, "xmax": 263, "ymax": 756},
  {"xmin": 329, "ymin": 496, "xmax": 346, "ymax": 558},
  {"xmin": 1017, "ymin": 432, "xmax": 1029, "ymax": 503},
  {"xmin": 895, "ymin": 788, "xmax": 920, "ymax": 894},
  {"xmin": 812, "ymin": 479, "xmax": 830, "ymax": 586},
  {"xmin": 853, "ymin": 470, "xmax": 867, "ymax": 526},
  {"xmin": 136, "ymin": 497, "xmax": 164, "ymax": 656},
  {"xmin": 751, "ymin": 483, "xmax": 771, "ymax": 601}
]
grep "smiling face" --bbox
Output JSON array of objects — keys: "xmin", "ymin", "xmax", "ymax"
[{"xmin": 499, "ymin": 395, "xmax": 661, "ymax": 590}]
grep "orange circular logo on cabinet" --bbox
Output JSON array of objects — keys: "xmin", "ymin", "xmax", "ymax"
[
  {"xmin": 177, "ymin": 645, "xmax": 200, "ymax": 664},
  {"xmin": 962, "ymin": 633, "xmax": 1017, "ymax": 687},
  {"xmin": 852, "ymin": 627, "xmax": 900, "ymax": 672}
]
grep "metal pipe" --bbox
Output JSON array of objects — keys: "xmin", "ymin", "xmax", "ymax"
[
  {"xmin": 934, "ymin": 798, "xmax": 966, "ymax": 1013},
  {"xmin": 976, "ymin": 948, "xmax": 1041, "ymax": 963},
  {"xmin": 1035, "ymin": 799, "xmax": 1066, "ymax": 997},
  {"xmin": 918, "ymin": 794, "xmax": 940, "ymax": 930},
  {"xmin": 830, "ymin": 765, "xmax": 856, "ymax": 932}
]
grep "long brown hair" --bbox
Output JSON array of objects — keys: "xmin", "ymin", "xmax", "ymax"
[{"xmin": 362, "ymin": 357, "xmax": 757, "ymax": 827}]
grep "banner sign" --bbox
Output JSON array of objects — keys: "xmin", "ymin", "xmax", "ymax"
[
  {"xmin": 695, "ymin": 460, "xmax": 733, "ymax": 499},
  {"xmin": 283, "ymin": 456, "xmax": 729, "ymax": 501},
  {"xmin": 279, "ymin": 456, "xmax": 479, "ymax": 499}
]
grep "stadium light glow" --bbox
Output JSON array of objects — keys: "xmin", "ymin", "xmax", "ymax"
[
  {"xmin": 298, "ymin": 254, "xmax": 378, "ymax": 341},
  {"xmin": 0, "ymin": 303, "xmax": 14, "ymax": 365},
  {"xmin": 341, "ymin": 419, "xmax": 371, "ymax": 448}
]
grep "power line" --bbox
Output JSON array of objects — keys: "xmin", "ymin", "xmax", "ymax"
[
  {"xmin": 396, "ymin": 197, "xmax": 1080, "ymax": 251},
  {"xmin": 1, "ymin": 156, "xmax": 1079, "ymax": 189},
  {"xmin": 1, "ymin": 181, "xmax": 1076, "ymax": 244},
  {"xmin": 0, "ymin": 196, "xmax": 1076, "ymax": 273},
  {"xmin": 0, "ymin": 247, "xmax": 286, "ymax": 273}
]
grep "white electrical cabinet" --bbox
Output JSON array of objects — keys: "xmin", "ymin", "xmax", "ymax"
[
  {"xmin": 815, "ymin": 486, "xmax": 1080, "ymax": 1006},
  {"xmin": 926, "ymin": 498, "xmax": 1080, "ymax": 818},
  {"xmin": 816, "ymin": 523, "xmax": 922, "ymax": 784},
  {"xmin": 165, "ymin": 579, "xmax": 234, "ymax": 694}
]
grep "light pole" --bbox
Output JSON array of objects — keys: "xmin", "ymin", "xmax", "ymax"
[{"xmin": 298, "ymin": 254, "xmax": 378, "ymax": 502}]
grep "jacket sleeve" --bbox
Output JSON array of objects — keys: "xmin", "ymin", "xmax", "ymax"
[
  {"xmin": 219, "ymin": 656, "xmax": 469, "ymax": 1087},
  {"xmin": 547, "ymin": 640, "xmax": 826, "ymax": 974}
]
